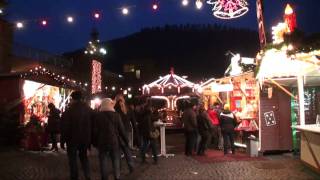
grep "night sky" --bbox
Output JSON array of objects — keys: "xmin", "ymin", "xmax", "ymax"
[{"xmin": 5, "ymin": 0, "xmax": 320, "ymax": 54}]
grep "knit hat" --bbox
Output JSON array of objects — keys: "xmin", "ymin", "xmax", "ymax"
[
  {"xmin": 100, "ymin": 98, "xmax": 115, "ymax": 112},
  {"xmin": 223, "ymin": 104, "xmax": 230, "ymax": 111}
]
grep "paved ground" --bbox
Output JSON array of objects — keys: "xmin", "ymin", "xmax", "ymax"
[{"xmin": 0, "ymin": 133, "xmax": 319, "ymax": 180}]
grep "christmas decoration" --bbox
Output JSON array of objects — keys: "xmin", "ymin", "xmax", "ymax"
[
  {"xmin": 195, "ymin": 0, "xmax": 203, "ymax": 9},
  {"xmin": 207, "ymin": 0, "xmax": 249, "ymax": 19},
  {"xmin": 91, "ymin": 60, "xmax": 102, "ymax": 94},
  {"xmin": 84, "ymin": 28, "xmax": 107, "ymax": 56},
  {"xmin": 256, "ymin": 0, "xmax": 267, "ymax": 49},
  {"xmin": 142, "ymin": 68, "xmax": 198, "ymax": 95},
  {"xmin": 283, "ymin": 4, "xmax": 297, "ymax": 32}
]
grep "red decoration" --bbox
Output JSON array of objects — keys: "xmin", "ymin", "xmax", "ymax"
[
  {"xmin": 91, "ymin": 60, "xmax": 102, "ymax": 94},
  {"xmin": 207, "ymin": 0, "xmax": 249, "ymax": 19},
  {"xmin": 283, "ymin": 4, "xmax": 297, "ymax": 32}
]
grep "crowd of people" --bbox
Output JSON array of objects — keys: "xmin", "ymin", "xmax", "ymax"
[
  {"xmin": 24, "ymin": 90, "xmax": 239, "ymax": 180},
  {"xmin": 182, "ymin": 101, "xmax": 238, "ymax": 156},
  {"xmin": 54, "ymin": 91, "xmax": 159, "ymax": 180}
]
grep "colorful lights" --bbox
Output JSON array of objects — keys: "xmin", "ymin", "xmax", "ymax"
[
  {"xmin": 207, "ymin": 0, "xmax": 249, "ymax": 19},
  {"xmin": 91, "ymin": 60, "xmax": 102, "ymax": 94}
]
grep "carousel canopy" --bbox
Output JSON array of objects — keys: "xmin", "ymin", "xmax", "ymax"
[{"xmin": 143, "ymin": 68, "xmax": 199, "ymax": 95}]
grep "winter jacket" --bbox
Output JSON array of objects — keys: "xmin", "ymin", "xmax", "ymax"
[
  {"xmin": 92, "ymin": 111, "xmax": 128, "ymax": 150},
  {"xmin": 115, "ymin": 103, "xmax": 131, "ymax": 132},
  {"xmin": 208, "ymin": 109, "xmax": 220, "ymax": 125},
  {"xmin": 197, "ymin": 111, "xmax": 213, "ymax": 134},
  {"xmin": 47, "ymin": 108, "xmax": 61, "ymax": 133},
  {"xmin": 61, "ymin": 101, "xmax": 93, "ymax": 147},
  {"xmin": 219, "ymin": 110, "xmax": 237, "ymax": 133},
  {"xmin": 182, "ymin": 108, "xmax": 197, "ymax": 132},
  {"xmin": 139, "ymin": 108, "xmax": 156, "ymax": 139}
]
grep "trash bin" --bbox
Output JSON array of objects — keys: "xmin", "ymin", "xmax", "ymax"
[{"xmin": 246, "ymin": 135, "xmax": 259, "ymax": 157}]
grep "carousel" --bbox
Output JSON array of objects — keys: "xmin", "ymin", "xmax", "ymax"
[{"xmin": 142, "ymin": 68, "xmax": 200, "ymax": 128}]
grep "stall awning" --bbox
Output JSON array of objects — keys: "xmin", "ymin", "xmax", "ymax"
[{"xmin": 257, "ymin": 49, "xmax": 320, "ymax": 86}]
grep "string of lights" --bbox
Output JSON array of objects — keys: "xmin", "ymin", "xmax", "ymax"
[
  {"xmin": 19, "ymin": 65, "xmax": 88, "ymax": 89},
  {"xmin": 0, "ymin": 0, "xmax": 250, "ymax": 30}
]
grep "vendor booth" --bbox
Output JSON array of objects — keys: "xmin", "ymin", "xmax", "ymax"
[
  {"xmin": 257, "ymin": 48, "xmax": 320, "ymax": 171},
  {"xmin": 0, "ymin": 64, "xmax": 87, "ymax": 150}
]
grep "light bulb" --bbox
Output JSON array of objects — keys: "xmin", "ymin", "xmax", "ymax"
[
  {"xmin": 67, "ymin": 16, "xmax": 74, "ymax": 23},
  {"xmin": 196, "ymin": 0, "xmax": 203, "ymax": 9},
  {"xmin": 122, "ymin": 8, "xmax": 129, "ymax": 15},
  {"xmin": 182, "ymin": 0, "xmax": 189, "ymax": 6}
]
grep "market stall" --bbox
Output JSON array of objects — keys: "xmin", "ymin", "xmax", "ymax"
[{"xmin": 0, "ymin": 64, "xmax": 87, "ymax": 150}]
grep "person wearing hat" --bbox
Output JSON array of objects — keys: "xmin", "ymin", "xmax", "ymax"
[
  {"xmin": 219, "ymin": 104, "xmax": 237, "ymax": 155},
  {"xmin": 93, "ymin": 98, "xmax": 129, "ymax": 180},
  {"xmin": 61, "ymin": 91, "xmax": 93, "ymax": 180}
]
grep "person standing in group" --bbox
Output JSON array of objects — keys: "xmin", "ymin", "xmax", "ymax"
[
  {"xmin": 208, "ymin": 102, "xmax": 222, "ymax": 149},
  {"xmin": 219, "ymin": 104, "xmax": 238, "ymax": 155},
  {"xmin": 182, "ymin": 101, "xmax": 198, "ymax": 156},
  {"xmin": 140, "ymin": 102, "xmax": 159, "ymax": 164},
  {"xmin": 93, "ymin": 98, "xmax": 129, "ymax": 180},
  {"xmin": 197, "ymin": 104, "xmax": 213, "ymax": 155},
  {"xmin": 61, "ymin": 91, "xmax": 93, "ymax": 180},
  {"xmin": 114, "ymin": 94, "xmax": 134, "ymax": 173},
  {"xmin": 47, "ymin": 103, "xmax": 61, "ymax": 152},
  {"xmin": 127, "ymin": 102, "xmax": 139, "ymax": 150}
]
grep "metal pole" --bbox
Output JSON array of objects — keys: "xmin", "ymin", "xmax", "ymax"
[{"xmin": 297, "ymin": 75, "xmax": 305, "ymax": 125}]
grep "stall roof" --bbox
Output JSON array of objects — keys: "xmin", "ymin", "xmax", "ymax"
[{"xmin": 257, "ymin": 49, "xmax": 320, "ymax": 86}]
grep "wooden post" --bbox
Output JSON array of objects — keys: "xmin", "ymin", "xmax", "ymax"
[{"xmin": 297, "ymin": 75, "xmax": 305, "ymax": 125}]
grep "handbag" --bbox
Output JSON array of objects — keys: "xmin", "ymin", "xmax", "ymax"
[{"xmin": 150, "ymin": 129, "xmax": 160, "ymax": 139}]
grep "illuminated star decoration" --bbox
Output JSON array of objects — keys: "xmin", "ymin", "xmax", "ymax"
[{"xmin": 207, "ymin": 0, "xmax": 249, "ymax": 19}]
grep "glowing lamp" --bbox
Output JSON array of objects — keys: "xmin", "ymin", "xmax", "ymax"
[
  {"xmin": 16, "ymin": 22, "xmax": 24, "ymax": 29},
  {"xmin": 0, "ymin": 9, "xmax": 3, "ymax": 14},
  {"xmin": 182, "ymin": 0, "xmax": 189, "ymax": 6},
  {"xmin": 67, "ymin": 16, "xmax": 74, "ymax": 23},
  {"xmin": 152, "ymin": 4, "xmax": 158, "ymax": 10},
  {"xmin": 94, "ymin": 12, "xmax": 100, "ymax": 19},
  {"xmin": 41, "ymin": 20, "xmax": 47, "ymax": 26},
  {"xmin": 195, "ymin": 0, "xmax": 203, "ymax": 9},
  {"xmin": 122, "ymin": 8, "xmax": 129, "ymax": 15}
]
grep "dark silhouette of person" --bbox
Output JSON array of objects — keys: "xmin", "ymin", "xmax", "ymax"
[
  {"xmin": 61, "ymin": 91, "xmax": 93, "ymax": 180},
  {"xmin": 47, "ymin": 103, "xmax": 61, "ymax": 151}
]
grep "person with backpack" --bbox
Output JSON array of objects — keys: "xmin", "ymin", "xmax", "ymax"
[
  {"xmin": 197, "ymin": 104, "xmax": 213, "ymax": 155},
  {"xmin": 93, "ymin": 98, "xmax": 129, "ymax": 180}
]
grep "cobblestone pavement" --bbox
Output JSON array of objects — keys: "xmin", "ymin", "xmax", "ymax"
[{"xmin": 0, "ymin": 133, "xmax": 319, "ymax": 180}]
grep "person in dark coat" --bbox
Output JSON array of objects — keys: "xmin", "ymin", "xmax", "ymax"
[
  {"xmin": 114, "ymin": 95, "xmax": 134, "ymax": 173},
  {"xmin": 197, "ymin": 104, "xmax": 213, "ymax": 155},
  {"xmin": 93, "ymin": 98, "xmax": 129, "ymax": 180},
  {"xmin": 140, "ymin": 102, "xmax": 158, "ymax": 164},
  {"xmin": 181, "ymin": 101, "xmax": 198, "ymax": 156},
  {"xmin": 61, "ymin": 91, "xmax": 93, "ymax": 180},
  {"xmin": 47, "ymin": 103, "xmax": 61, "ymax": 151},
  {"xmin": 219, "ymin": 104, "xmax": 238, "ymax": 155}
]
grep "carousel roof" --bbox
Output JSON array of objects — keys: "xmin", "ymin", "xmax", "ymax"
[{"xmin": 144, "ymin": 68, "xmax": 196, "ymax": 88}]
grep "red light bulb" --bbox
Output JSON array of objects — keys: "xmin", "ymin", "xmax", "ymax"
[{"xmin": 94, "ymin": 12, "xmax": 100, "ymax": 19}]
